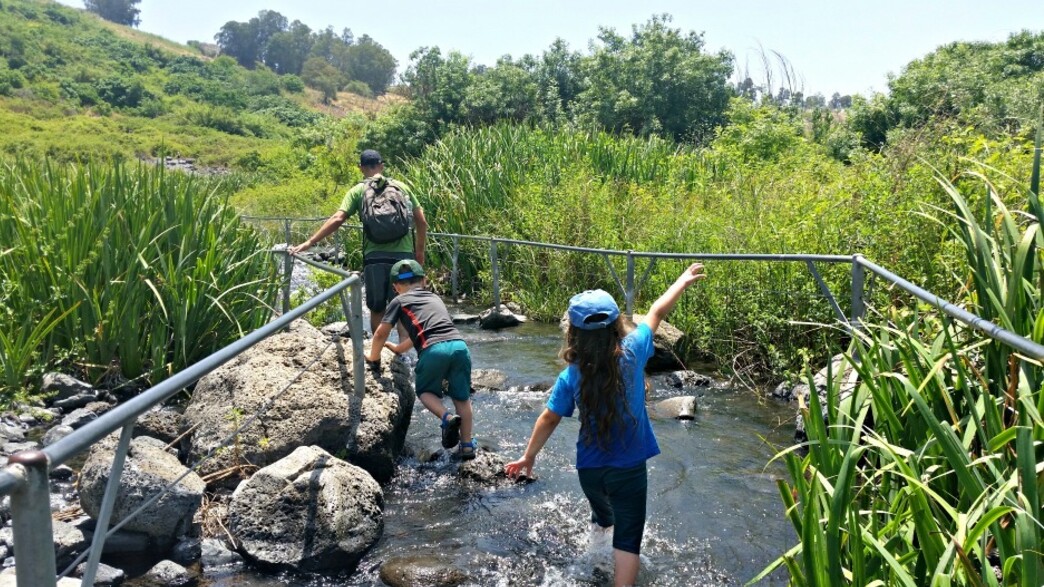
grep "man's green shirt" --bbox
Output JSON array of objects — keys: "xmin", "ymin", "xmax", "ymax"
[{"xmin": 339, "ymin": 174, "xmax": 421, "ymax": 257}]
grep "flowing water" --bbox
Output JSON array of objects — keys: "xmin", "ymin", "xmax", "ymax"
[{"xmin": 210, "ymin": 320, "xmax": 797, "ymax": 586}]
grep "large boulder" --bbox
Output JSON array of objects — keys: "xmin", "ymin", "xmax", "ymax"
[
  {"xmin": 631, "ymin": 314, "xmax": 687, "ymax": 372},
  {"xmin": 782, "ymin": 354, "xmax": 860, "ymax": 442},
  {"xmin": 228, "ymin": 446, "xmax": 383, "ymax": 573},
  {"xmin": 181, "ymin": 320, "xmax": 414, "ymax": 485},
  {"xmin": 79, "ymin": 435, "xmax": 205, "ymax": 546}
]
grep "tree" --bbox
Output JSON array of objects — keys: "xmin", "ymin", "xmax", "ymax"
[
  {"xmin": 265, "ymin": 20, "xmax": 313, "ymax": 75},
  {"xmin": 573, "ymin": 15, "xmax": 734, "ymax": 142},
  {"xmin": 83, "ymin": 0, "xmax": 141, "ymax": 27},
  {"xmin": 301, "ymin": 56, "xmax": 342, "ymax": 103},
  {"xmin": 343, "ymin": 35, "xmax": 397, "ymax": 94}
]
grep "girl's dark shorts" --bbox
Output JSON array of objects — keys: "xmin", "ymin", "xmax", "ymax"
[{"xmin": 577, "ymin": 461, "xmax": 648, "ymax": 555}]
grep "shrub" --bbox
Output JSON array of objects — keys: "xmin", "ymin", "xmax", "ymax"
[
  {"xmin": 343, "ymin": 79, "xmax": 373, "ymax": 98},
  {"xmin": 281, "ymin": 74, "xmax": 305, "ymax": 93}
]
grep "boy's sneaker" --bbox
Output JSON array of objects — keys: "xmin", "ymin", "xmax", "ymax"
[{"xmin": 441, "ymin": 413, "xmax": 462, "ymax": 448}]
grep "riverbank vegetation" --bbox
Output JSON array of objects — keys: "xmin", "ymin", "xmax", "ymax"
[{"xmin": 1, "ymin": 3, "xmax": 1042, "ymax": 581}]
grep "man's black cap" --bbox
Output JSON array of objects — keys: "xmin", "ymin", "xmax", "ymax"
[{"xmin": 360, "ymin": 149, "xmax": 383, "ymax": 166}]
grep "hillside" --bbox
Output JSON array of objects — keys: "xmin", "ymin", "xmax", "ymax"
[{"xmin": 0, "ymin": 0, "xmax": 396, "ymax": 166}]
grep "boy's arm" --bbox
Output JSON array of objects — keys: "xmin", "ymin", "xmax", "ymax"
[
  {"xmin": 366, "ymin": 323, "xmax": 393, "ymax": 363},
  {"xmin": 643, "ymin": 262, "xmax": 706, "ymax": 333},
  {"xmin": 385, "ymin": 337, "xmax": 414, "ymax": 355}
]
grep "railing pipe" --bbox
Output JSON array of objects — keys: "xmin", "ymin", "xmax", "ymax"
[
  {"xmin": 0, "ymin": 272, "xmax": 361, "ymax": 491},
  {"xmin": 79, "ymin": 421, "xmax": 134, "ymax": 587},
  {"xmin": 490, "ymin": 238, "xmax": 500, "ymax": 311},
  {"xmin": 856, "ymin": 257, "xmax": 1044, "ymax": 360},
  {"xmin": 282, "ymin": 220, "xmax": 293, "ymax": 316},
  {"xmin": 7, "ymin": 451, "xmax": 56, "ymax": 586},
  {"xmin": 625, "ymin": 251, "xmax": 636, "ymax": 318},
  {"xmin": 350, "ymin": 282, "xmax": 365, "ymax": 397},
  {"xmin": 451, "ymin": 236, "xmax": 460, "ymax": 303},
  {"xmin": 851, "ymin": 255, "xmax": 866, "ymax": 329}
]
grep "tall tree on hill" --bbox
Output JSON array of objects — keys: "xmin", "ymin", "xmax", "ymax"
[
  {"xmin": 343, "ymin": 35, "xmax": 397, "ymax": 94},
  {"xmin": 83, "ymin": 0, "xmax": 141, "ymax": 27}
]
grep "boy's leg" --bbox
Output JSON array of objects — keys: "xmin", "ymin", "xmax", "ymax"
[
  {"xmin": 451, "ymin": 398, "xmax": 473, "ymax": 444},
  {"xmin": 417, "ymin": 392, "xmax": 447, "ymax": 420},
  {"xmin": 445, "ymin": 342, "xmax": 474, "ymax": 443}
]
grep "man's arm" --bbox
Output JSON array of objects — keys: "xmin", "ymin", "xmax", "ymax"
[
  {"xmin": 289, "ymin": 210, "xmax": 349, "ymax": 256},
  {"xmin": 413, "ymin": 207, "xmax": 428, "ymax": 265}
]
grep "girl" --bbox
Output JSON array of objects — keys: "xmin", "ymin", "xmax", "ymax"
[{"xmin": 505, "ymin": 263, "xmax": 705, "ymax": 587}]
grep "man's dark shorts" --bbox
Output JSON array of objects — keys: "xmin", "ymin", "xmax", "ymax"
[
  {"xmin": 577, "ymin": 462, "xmax": 648, "ymax": 555},
  {"xmin": 363, "ymin": 252, "xmax": 414, "ymax": 313}
]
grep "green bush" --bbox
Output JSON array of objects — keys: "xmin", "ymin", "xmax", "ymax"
[
  {"xmin": 343, "ymin": 79, "xmax": 373, "ymax": 98},
  {"xmin": 281, "ymin": 74, "xmax": 305, "ymax": 93}
]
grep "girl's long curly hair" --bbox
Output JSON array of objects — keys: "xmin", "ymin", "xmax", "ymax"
[{"xmin": 562, "ymin": 316, "xmax": 635, "ymax": 451}]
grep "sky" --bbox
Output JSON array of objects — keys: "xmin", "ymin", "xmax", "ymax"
[{"xmin": 55, "ymin": 0, "xmax": 1043, "ymax": 98}]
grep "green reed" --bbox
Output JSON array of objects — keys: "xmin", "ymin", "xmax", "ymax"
[
  {"xmin": 0, "ymin": 160, "xmax": 277, "ymax": 404},
  {"xmin": 755, "ymin": 140, "xmax": 1043, "ymax": 585}
]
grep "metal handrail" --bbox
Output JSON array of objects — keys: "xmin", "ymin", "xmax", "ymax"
[{"xmin": 0, "ymin": 263, "xmax": 364, "ymax": 586}]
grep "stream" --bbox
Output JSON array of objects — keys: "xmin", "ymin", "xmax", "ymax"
[{"xmin": 208, "ymin": 320, "xmax": 797, "ymax": 586}]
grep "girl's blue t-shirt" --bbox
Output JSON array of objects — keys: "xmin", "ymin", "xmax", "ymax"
[{"xmin": 547, "ymin": 323, "xmax": 661, "ymax": 469}]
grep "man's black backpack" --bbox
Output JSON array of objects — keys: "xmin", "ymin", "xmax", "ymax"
[{"xmin": 360, "ymin": 177, "xmax": 413, "ymax": 244}]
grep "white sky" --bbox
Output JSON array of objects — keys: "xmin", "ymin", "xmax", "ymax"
[{"xmin": 55, "ymin": 0, "xmax": 1044, "ymax": 97}]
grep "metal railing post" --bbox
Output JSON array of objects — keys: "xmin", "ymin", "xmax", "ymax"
[
  {"xmin": 451, "ymin": 236, "xmax": 460, "ymax": 303},
  {"xmin": 625, "ymin": 251, "xmax": 635, "ymax": 319},
  {"xmin": 282, "ymin": 220, "xmax": 293, "ymax": 317},
  {"xmin": 350, "ymin": 281, "xmax": 365, "ymax": 397},
  {"xmin": 79, "ymin": 421, "xmax": 135, "ymax": 587},
  {"xmin": 851, "ymin": 255, "xmax": 866, "ymax": 330},
  {"xmin": 8, "ymin": 450, "xmax": 57, "ymax": 586},
  {"xmin": 490, "ymin": 238, "xmax": 501, "ymax": 311}
]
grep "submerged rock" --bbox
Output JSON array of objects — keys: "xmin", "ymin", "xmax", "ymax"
[
  {"xmin": 228, "ymin": 446, "xmax": 383, "ymax": 573},
  {"xmin": 379, "ymin": 554, "xmax": 469, "ymax": 587},
  {"xmin": 648, "ymin": 396, "xmax": 698, "ymax": 420}
]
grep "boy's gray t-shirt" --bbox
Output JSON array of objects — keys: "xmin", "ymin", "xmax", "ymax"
[{"xmin": 381, "ymin": 289, "xmax": 463, "ymax": 352}]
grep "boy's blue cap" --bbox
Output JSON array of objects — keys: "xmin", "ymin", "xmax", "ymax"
[
  {"xmin": 390, "ymin": 259, "xmax": 425, "ymax": 282},
  {"xmin": 568, "ymin": 289, "xmax": 620, "ymax": 330}
]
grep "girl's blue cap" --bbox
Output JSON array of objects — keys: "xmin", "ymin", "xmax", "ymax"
[{"xmin": 568, "ymin": 289, "xmax": 620, "ymax": 330}]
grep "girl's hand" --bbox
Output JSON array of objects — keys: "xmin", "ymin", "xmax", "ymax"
[
  {"xmin": 505, "ymin": 455, "xmax": 535, "ymax": 480},
  {"xmin": 676, "ymin": 263, "xmax": 706, "ymax": 288}
]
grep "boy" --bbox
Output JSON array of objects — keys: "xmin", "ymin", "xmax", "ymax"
[{"xmin": 364, "ymin": 260, "xmax": 476, "ymax": 460}]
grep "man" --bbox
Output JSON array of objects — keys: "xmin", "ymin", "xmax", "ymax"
[{"xmin": 289, "ymin": 149, "xmax": 428, "ymax": 333}]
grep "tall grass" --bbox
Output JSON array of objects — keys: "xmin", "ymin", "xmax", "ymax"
[
  {"xmin": 755, "ymin": 142, "xmax": 1043, "ymax": 585},
  {"xmin": 392, "ymin": 123, "xmax": 1024, "ymax": 377},
  {"xmin": 0, "ymin": 160, "xmax": 277, "ymax": 404}
]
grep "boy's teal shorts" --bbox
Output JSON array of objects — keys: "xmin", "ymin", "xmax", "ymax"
[{"xmin": 415, "ymin": 340, "xmax": 472, "ymax": 402}]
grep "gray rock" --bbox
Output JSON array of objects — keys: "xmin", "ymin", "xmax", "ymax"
[
  {"xmin": 0, "ymin": 527, "xmax": 10, "ymax": 548},
  {"xmin": 183, "ymin": 320, "xmax": 414, "ymax": 485},
  {"xmin": 141, "ymin": 560, "xmax": 196, "ymax": 587},
  {"xmin": 471, "ymin": 368, "xmax": 507, "ymax": 391},
  {"xmin": 132, "ymin": 408, "xmax": 182, "ymax": 445},
  {"xmin": 665, "ymin": 370, "xmax": 711, "ymax": 388},
  {"xmin": 170, "ymin": 536, "xmax": 201, "ymax": 566},
  {"xmin": 379, "ymin": 554, "xmax": 469, "ymax": 587},
  {"xmin": 0, "ymin": 546, "xmax": 6, "ymax": 561},
  {"xmin": 648, "ymin": 396, "xmax": 698, "ymax": 420},
  {"xmin": 54, "ymin": 392, "xmax": 100, "ymax": 412},
  {"xmin": 50, "ymin": 464, "xmax": 74, "ymax": 481},
  {"xmin": 450, "ymin": 312, "xmax": 480, "ymax": 324},
  {"xmin": 631, "ymin": 314, "xmax": 686, "ymax": 372},
  {"xmin": 79, "ymin": 435, "xmax": 205, "ymax": 546},
  {"xmin": 0, "ymin": 567, "xmax": 80, "ymax": 586},
  {"xmin": 41, "ymin": 373, "xmax": 94, "ymax": 405},
  {"xmin": 61, "ymin": 408, "xmax": 98, "ymax": 429},
  {"xmin": 790, "ymin": 354, "xmax": 860, "ymax": 442},
  {"xmin": 458, "ymin": 449, "xmax": 507, "ymax": 485},
  {"xmin": 52, "ymin": 519, "xmax": 90, "ymax": 569},
  {"xmin": 74, "ymin": 561, "xmax": 125, "ymax": 586},
  {"xmin": 0, "ymin": 425, "xmax": 23, "ymax": 443},
  {"xmin": 228, "ymin": 446, "xmax": 383, "ymax": 573},
  {"xmin": 478, "ymin": 306, "xmax": 526, "ymax": 330},
  {"xmin": 320, "ymin": 321, "xmax": 351, "ymax": 337},
  {"xmin": 43, "ymin": 425, "xmax": 75, "ymax": 447},
  {"xmin": 1, "ymin": 441, "xmax": 39, "ymax": 456},
  {"xmin": 200, "ymin": 538, "xmax": 242, "ymax": 568}
]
